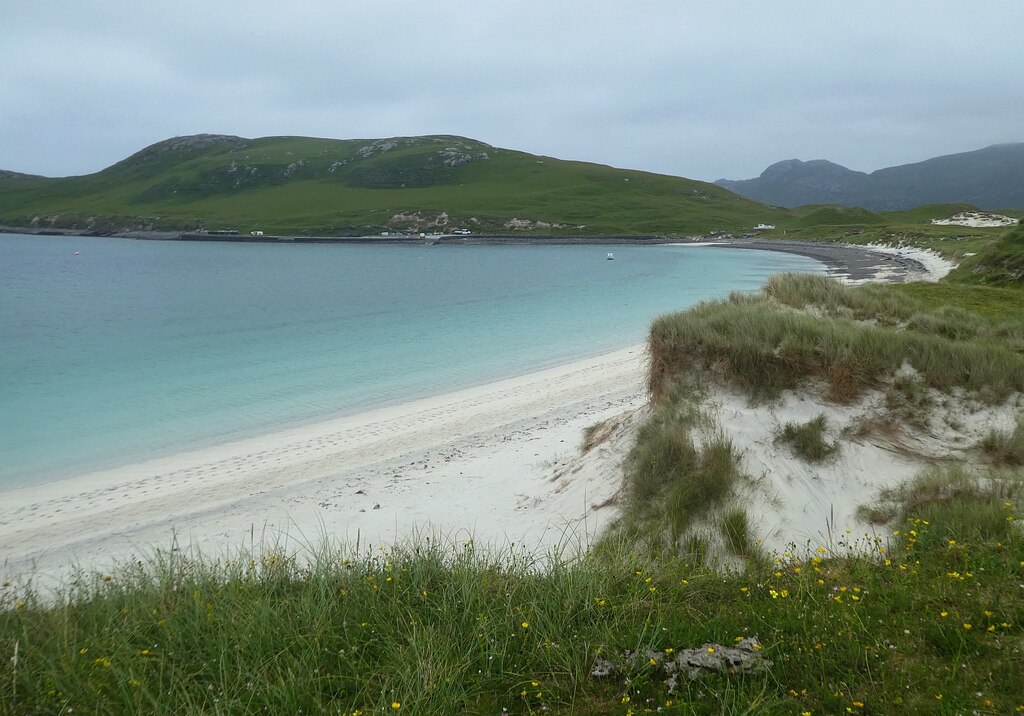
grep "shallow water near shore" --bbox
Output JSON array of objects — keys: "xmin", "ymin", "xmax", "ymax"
[{"xmin": 0, "ymin": 233, "xmax": 823, "ymax": 487}]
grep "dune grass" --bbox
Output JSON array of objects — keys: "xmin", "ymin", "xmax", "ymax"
[
  {"xmin": 581, "ymin": 417, "xmax": 621, "ymax": 454},
  {"xmin": 764, "ymin": 273, "xmax": 1024, "ymax": 342},
  {"xmin": 775, "ymin": 415, "xmax": 839, "ymax": 462},
  {"xmin": 979, "ymin": 417, "xmax": 1024, "ymax": 467},
  {"xmin": 948, "ymin": 223, "xmax": 1024, "ymax": 287},
  {"xmin": 595, "ymin": 383, "xmax": 750, "ymax": 562},
  {"xmin": 648, "ymin": 281, "xmax": 1024, "ymax": 405},
  {"xmin": 718, "ymin": 508, "xmax": 754, "ymax": 558},
  {"xmin": 857, "ymin": 466, "xmax": 1024, "ymax": 532}
]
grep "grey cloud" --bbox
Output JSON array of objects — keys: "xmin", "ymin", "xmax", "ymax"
[{"xmin": 2, "ymin": 0, "xmax": 1022, "ymax": 181}]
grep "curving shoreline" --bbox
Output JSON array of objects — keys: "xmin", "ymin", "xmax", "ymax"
[
  {"xmin": 694, "ymin": 239, "xmax": 953, "ymax": 283},
  {"xmin": 3, "ymin": 225, "xmax": 952, "ymax": 283},
  {"xmin": 0, "ymin": 241, "xmax": 953, "ymax": 582}
]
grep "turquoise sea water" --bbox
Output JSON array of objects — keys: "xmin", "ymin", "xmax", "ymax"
[{"xmin": 0, "ymin": 234, "xmax": 824, "ymax": 488}]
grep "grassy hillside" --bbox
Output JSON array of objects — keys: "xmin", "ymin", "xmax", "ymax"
[
  {"xmin": 0, "ymin": 134, "xmax": 784, "ymax": 236},
  {"xmin": 947, "ymin": 223, "xmax": 1024, "ymax": 286}
]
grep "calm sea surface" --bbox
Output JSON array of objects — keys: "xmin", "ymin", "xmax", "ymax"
[{"xmin": 0, "ymin": 234, "xmax": 824, "ymax": 487}]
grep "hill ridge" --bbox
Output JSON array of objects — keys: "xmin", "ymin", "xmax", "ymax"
[
  {"xmin": 717, "ymin": 143, "xmax": 1024, "ymax": 211},
  {"xmin": 0, "ymin": 133, "xmax": 772, "ymax": 236}
]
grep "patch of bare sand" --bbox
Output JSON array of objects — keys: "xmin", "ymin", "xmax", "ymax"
[{"xmin": 711, "ymin": 381, "xmax": 1020, "ymax": 556}]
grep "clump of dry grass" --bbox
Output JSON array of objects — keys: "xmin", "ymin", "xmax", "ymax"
[
  {"xmin": 581, "ymin": 416, "xmax": 622, "ymax": 454},
  {"xmin": 775, "ymin": 414, "xmax": 839, "ymax": 462},
  {"xmin": 979, "ymin": 417, "xmax": 1024, "ymax": 466}
]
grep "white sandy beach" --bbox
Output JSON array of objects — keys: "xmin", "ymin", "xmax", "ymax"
[
  {"xmin": 0, "ymin": 345, "xmax": 648, "ymax": 581},
  {"xmin": 0, "ymin": 242, "xmax": 966, "ymax": 582}
]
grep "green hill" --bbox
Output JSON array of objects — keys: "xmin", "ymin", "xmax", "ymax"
[
  {"xmin": 948, "ymin": 221, "xmax": 1024, "ymax": 286},
  {"xmin": 789, "ymin": 204, "xmax": 886, "ymax": 227},
  {"xmin": 0, "ymin": 134, "xmax": 784, "ymax": 236}
]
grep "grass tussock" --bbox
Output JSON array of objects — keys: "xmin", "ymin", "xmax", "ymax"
[
  {"xmin": 580, "ymin": 416, "xmax": 621, "ymax": 454},
  {"xmin": 775, "ymin": 414, "xmax": 839, "ymax": 462},
  {"xmin": 979, "ymin": 417, "xmax": 1024, "ymax": 466},
  {"xmin": 718, "ymin": 508, "xmax": 754, "ymax": 557},
  {"xmin": 858, "ymin": 466, "xmax": 1024, "ymax": 536},
  {"xmin": 599, "ymin": 383, "xmax": 748, "ymax": 561},
  {"xmin": 884, "ymin": 372, "xmax": 934, "ymax": 429}
]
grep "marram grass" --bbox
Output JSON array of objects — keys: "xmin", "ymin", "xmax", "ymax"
[
  {"xmin": 775, "ymin": 414, "xmax": 839, "ymax": 463},
  {"xmin": 648, "ymin": 281, "xmax": 1024, "ymax": 404}
]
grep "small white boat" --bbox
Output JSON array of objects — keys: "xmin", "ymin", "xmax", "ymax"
[{"xmin": 606, "ymin": 252, "xmax": 614, "ymax": 260}]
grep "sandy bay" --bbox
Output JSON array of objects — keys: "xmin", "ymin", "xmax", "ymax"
[{"xmin": 0, "ymin": 240, "xmax": 952, "ymax": 582}]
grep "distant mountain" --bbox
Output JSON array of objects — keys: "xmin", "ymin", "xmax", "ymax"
[
  {"xmin": 0, "ymin": 133, "xmax": 778, "ymax": 236},
  {"xmin": 717, "ymin": 144, "xmax": 1024, "ymax": 211}
]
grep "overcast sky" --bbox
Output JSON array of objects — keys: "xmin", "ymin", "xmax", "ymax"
[{"xmin": 3, "ymin": 0, "xmax": 1022, "ymax": 181}]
